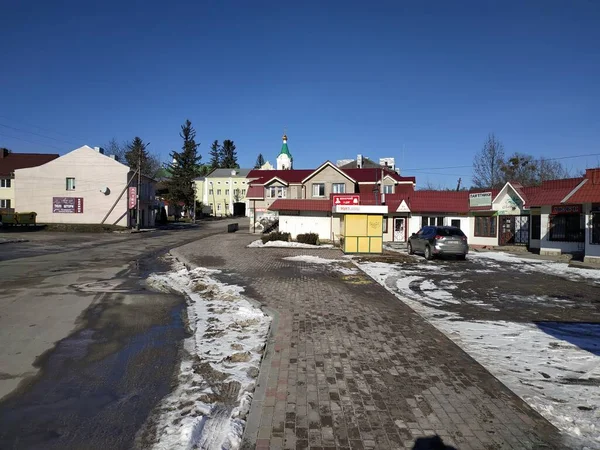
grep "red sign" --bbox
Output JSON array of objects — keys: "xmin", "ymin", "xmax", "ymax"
[
  {"xmin": 333, "ymin": 195, "xmax": 360, "ymax": 206},
  {"xmin": 128, "ymin": 187, "xmax": 137, "ymax": 209},
  {"xmin": 552, "ymin": 204, "xmax": 582, "ymax": 214},
  {"xmin": 53, "ymin": 197, "xmax": 84, "ymax": 214}
]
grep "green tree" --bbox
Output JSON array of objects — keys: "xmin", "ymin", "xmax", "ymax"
[
  {"xmin": 472, "ymin": 133, "xmax": 505, "ymax": 189},
  {"xmin": 166, "ymin": 120, "xmax": 202, "ymax": 213},
  {"xmin": 220, "ymin": 140, "xmax": 239, "ymax": 168},
  {"xmin": 209, "ymin": 140, "xmax": 221, "ymax": 169},
  {"xmin": 501, "ymin": 153, "xmax": 538, "ymax": 186},
  {"xmin": 107, "ymin": 137, "xmax": 162, "ymax": 177},
  {"xmin": 125, "ymin": 137, "xmax": 150, "ymax": 174},
  {"xmin": 254, "ymin": 153, "xmax": 265, "ymax": 169}
]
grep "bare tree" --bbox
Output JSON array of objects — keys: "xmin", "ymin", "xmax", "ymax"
[
  {"xmin": 472, "ymin": 133, "xmax": 505, "ymax": 189},
  {"xmin": 537, "ymin": 158, "xmax": 571, "ymax": 182},
  {"xmin": 501, "ymin": 153, "xmax": 538, "ymax": 185}
]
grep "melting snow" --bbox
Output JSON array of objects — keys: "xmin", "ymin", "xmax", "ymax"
[
  {"xmin": 143, "ymin": 258, "xmax": 271, "ymax": 450},
  {"xmin": 248, "ymin": 240, "xmax": 333, "ymax": 249}
]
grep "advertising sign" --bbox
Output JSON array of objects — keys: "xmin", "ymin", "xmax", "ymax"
[
  {"xmin": 469, "ymin": 192, "xmax": 492, "ymax": 207},
  {"xmin": 552, "ymin": 204, "xmax": 582, "ymax": 214},
  {"xmin": 128, "ymin": 187, "xmax": 137, "ymax": 209},
  {"xmin": 333, "ymin": 195, "xmax": 360, "ymax": 206},
  {"xmin": 53, "ymin": 197, "xmax": 84, "ymax": 214},
  {"xmin": 334, "ymin": 205, "xmax": 388, "ymax": 214}
]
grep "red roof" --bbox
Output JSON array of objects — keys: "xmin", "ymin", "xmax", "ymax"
[
  {"xmin": 565, "ymin": 169, "xmax": 600, "ymax": 204},
  {"xmin": 268, "ymin": 199, "xmax": 331, "ymax": 212},
  {"xmin": 541, "ymin": 177, "xmax": 584, "ymax": 190},
  {"xmin": 247, "ymin": 169, "xmax": 313, "ymax": 185},
  {"xmin": 246, "ymin": 185, "xmax": 264, "ymax": 199},
  {"xmin": 406, "ymin": 191, "xmax": 470, "ymax": 214},
  {"xmin": 0, "ymin": 152, "xmax": 59, "ymax": 176},
  {"xmin": 342, "ymin": 167, "xmax": 415, "ymax": 183}
]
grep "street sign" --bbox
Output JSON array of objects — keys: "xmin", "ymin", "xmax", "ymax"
[
  {"xmin": 333, "ymin": 195, "xmax": 360, "ymax": 206},
  {"xmin": 128, "ymin": 187, "xmax": 137, "ymax": 209}
]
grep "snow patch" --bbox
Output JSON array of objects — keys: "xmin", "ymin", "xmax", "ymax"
[
  {"xmin": 283, "ymin": 255, "xmax": 343, "ymax": 264},
  {"xmin": 248, "ymin": 240, "xmax": 333, "ymax": 249},
  {"xmin": 143, "ymin": 259, "xmax": 271, "ymax": 450}
]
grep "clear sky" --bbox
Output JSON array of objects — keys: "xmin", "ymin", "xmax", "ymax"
[{"xmin": 1, "ymin": 0, "xmax": 599, "ymax": 188}]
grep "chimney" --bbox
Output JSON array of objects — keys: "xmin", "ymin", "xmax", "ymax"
[
  {"xmin": 357, "ymin": 154, "xmax": 363, "ymax": 169},
  {"xmin": 586, "ymin": 168, "xmax": 600, "ymax": 185},
  {"xmin": 94, "ymin": 146, "xmax": 105, "ymax": 154}
]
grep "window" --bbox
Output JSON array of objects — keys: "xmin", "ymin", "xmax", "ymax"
[
  {"xmin": 242, "ymin": 189, "xmax": 246, "ymax": 195},
  {"xmin": 0, "ymin": 199, "xmax": 11, "ymax": 208},
  {"xmin": 383, "ymin": 185, "xmax": 394, "ymax": 194},
  {"xmin": 66, "ymin": 177, "xmax": 75, "ymax": 190},
  {"xmin": 422, "ymin": 216, "xmax": 444, "ymax": 227},
  {"xmin": 451, "ymin": 219, "xmax": 461, "ymax": 229},
  {"xmin": 234, "ymin": 189, "xmax": 240, "ymax": 196},
  {"xmin": 592, "ymin": 212, "xmax": 600, "ymax": 245},
  {"xmin": 0, "ymin": 179, "xmax": 11, "ymax": 188},
  {"xmin": 268, "ymin": 186, "xmax": 286, "ymax": 198},
  {"xmin": 312, "ymin": 183, "xmax": 325, "ymax": 197},
  {"xmin": 332, "ymin": 183, "xmax": 345, "ymax": 194},
  {"xmin": 382, "ymin": 216, "xmax": 388, "ymax": 233},
  {"xmin": 217, "ymin": 204, "xmax": 221, "ymax": 211},
  {"xmin": 531, "ymin": 215, "xmax": 541, "ymax": 240},
  {"xmin": 549, "ymin": 214, "xmax": 584, "ymax": 242},
  {"xmin": 209, "ymin": 189, "xmax": 213, "ymax": 195},
  {"xmin": 217, "ymin": 189, "xmax": 222, "ymax": 195},
  {"xmin": 225, "ymin": 189, "xmax": 229, "ymax": 195},
  {"xmin": 474, "ymin": 216, "xmax": 497, "ymax": 237}
]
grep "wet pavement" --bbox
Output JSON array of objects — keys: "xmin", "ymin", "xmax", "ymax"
[{"xmin": 174, "ymin": 234, "xmax": 568, "ymax": 450}]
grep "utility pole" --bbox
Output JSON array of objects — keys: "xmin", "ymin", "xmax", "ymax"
[
  {"xmin": 456, "ymin": 177, "xmax": 462, "ymax": 192},
  {"xmin": 136, "ymin": 147, "xmax": 142, "ymax": 230}
]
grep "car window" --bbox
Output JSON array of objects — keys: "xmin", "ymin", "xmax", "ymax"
[
  {"xmin": 416, "ymin": 228, "xmax": 424, "ymax": 236},
  {"xmin": 436, "ymin": 228, "xmax": 465, "ymax": 237}
]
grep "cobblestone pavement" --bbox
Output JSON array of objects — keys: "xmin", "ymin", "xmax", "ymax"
[{"xmin": 175, "ymin": 234, "xmax": 565, "ymax": 450}]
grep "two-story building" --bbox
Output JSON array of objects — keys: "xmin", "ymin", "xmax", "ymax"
[
  {"xmin": 0, "ymin": 148, "xmax": 59, "ymax": 212},
  {"xmin": 15, "ymin": 145, "xmax": 156, "ymax": 227}
]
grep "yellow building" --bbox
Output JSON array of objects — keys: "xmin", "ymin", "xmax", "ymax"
[
  {"xmin": 199, "ymin": 168, "xmax": 252, "ymax": 216},
  {"xmin": 0, "ymin": 148, "xmax": 59, "ymax": 212}
]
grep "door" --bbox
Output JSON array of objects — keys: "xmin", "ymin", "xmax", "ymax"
[
  {"xmin": 394, "ymin": 218, "xmax": 405, "ymax": 242},
  {"xmin": 514, "ymin": 215, "xmax": 529, "ymax": 245},
  {"xmin": 500, "ymin": 216, "xmax": 514, "ymax": 245}
]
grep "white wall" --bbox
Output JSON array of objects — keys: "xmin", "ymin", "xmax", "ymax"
[
  {"xmin": 15, "ymin": 146, "xmax": 131, "ymax": 226},
  {"xmin": 279, "ymin": 212, "xmax": 331, "ymax": 240},
  {"xmin": 539, "ymin": 206, "xmax": 585, "ymax": 255}
]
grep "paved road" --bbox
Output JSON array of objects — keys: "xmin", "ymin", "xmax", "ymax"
[
  {"xmin": 0, "ymin": 220, "xmax": 237, "ymax": 450},
  {"xmin": 175, "ymin": 234, "xmax": 566, "ymax": 450}
]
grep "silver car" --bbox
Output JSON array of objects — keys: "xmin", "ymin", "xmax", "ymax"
[{"xmin": 407, "ymin": 226, "xmax": 468, "ymax": 260}]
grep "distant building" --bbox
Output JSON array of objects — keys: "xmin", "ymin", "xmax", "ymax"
[
  {"xmin": 14, "ymin": 145, "xmax": 156, "ymax": 227},
  {"xmin": 276, "ymin": 134, "xmax": 293, "ymax": 170},
  {"xmin": 337, "ymin": 154, "xmax": 398, "ymax": 172},
  {"xmin": 0, "ymin": 148, "xmax": 59, "ymax": 212},
  {"xmin": 199, "ymin": 168, "xmax": 252, "ymax": 216}
]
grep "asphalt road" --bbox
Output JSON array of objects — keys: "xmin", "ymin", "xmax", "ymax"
[{"xmin": 0, "ymin": 220, "xmax": 238, "ymax": 450}]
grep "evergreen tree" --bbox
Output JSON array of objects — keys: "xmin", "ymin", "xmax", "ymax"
[
  {"xmin": 220, "ymin": 139, "xmax": 239, "ymax": 168},
  {"xmin": 254, "ymin": 153, "xmax": 265, "ymax": 169},
  {"xmin": 125, "ymin": 137, "xmax": 149, "ymax": 173},
  {"xmin": 167, "ymin": 120, "xmax": 202, "ymax": 212},
  {"xmin": 209, "ymin": 140, "xmax": 221, "ymax": 169}
]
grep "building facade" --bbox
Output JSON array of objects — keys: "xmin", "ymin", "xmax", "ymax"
[
  {"xmin": 0, "ymin": 148, "xmax": 59, "ymax": 212},
  {"xmin": 15, "ymin": 145, "xmax": 156, "ymax": 227},
  {"xmin": 200, "ymin": 168, "xmax": 252, "ymax": 216}
]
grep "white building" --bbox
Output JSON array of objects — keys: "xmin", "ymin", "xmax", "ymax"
[{"xmin": 15, "ymin": 145, "xmax": 156, "ymax": 227}]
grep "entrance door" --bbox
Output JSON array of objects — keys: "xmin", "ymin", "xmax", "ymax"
[
  {"xmin": 394, "ymin": 218, "xmax": 406, "ymax": 242},
  {"xmin": 514, "ymin": 215, "xmax": 529, "ymax": 245},
  {"xmin": 500, "ymin": 216, "xmax": 515, "ymax": 245}
]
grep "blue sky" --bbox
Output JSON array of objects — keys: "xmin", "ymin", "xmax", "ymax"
[{"xmin": 1, "ymin": 0, "xmax": 599, "ymax": 188}]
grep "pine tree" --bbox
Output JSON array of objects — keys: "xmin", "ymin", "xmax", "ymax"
[
  {"xmin": 254, "ymin": 153, "xmax": 265, "ymax": 169},
  {"xmin": 167, "ymin": 120, "xmax": 202, "ymax": 212},
  {"xmin": 209, "ymin": 140, "xmax": 221, "ymax": 169},
  {"xmin": 220, "ymin": 140, "xmax": 239, "ymax": 169},
  {"xmin": 125, "ymin": 137, "xmax": 149, "ymax": 173}
]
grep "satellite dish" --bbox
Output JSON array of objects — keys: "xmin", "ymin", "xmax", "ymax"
[{"xmin": 100, "ymin": 186, "xmax": 110, "ymax": 195}]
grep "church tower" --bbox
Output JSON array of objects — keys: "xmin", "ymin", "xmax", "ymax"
[{"xmin": 276, "ymin": 133, "xmax": 293, "ymax": 170}]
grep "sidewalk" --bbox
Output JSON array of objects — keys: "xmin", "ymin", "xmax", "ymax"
[{"xmin": 175, "ymin": 233, "xmax": 564, "ymax": 450}]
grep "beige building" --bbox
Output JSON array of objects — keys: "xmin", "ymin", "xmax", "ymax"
[
  {"xmin": 199, "ymin": 168, "xmax": 252, "ymax": 216},
  {"xmin": 0, "ymin": 148, "xmax": 59, "ymax": 212},
  {"xmin": 15, "ymin": 145, "xmax": 156, "ymax": 227}
]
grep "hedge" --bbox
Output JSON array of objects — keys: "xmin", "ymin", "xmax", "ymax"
[
  {"xmin": 296, "ymin": 233, "xmax": 319, "ymax": 245},
  {"xmin": 261, "ymin": 231, "xmax": 291, "ymax": 244}
]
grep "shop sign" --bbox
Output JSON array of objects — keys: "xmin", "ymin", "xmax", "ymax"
[
  {"xmin": 128, "ymin": 187, "xmax": 137, "ymax": 209},
  {"xmin": 552, "ymin": 204, "xmax": 582, "ymax": 214},
  {"xmin": 333, "ymin": 195, "xmax": 360, "ymax": 206},
  {"xmin": 53, "ymin": 197, "xmax": 84, "ymax": 213},
  {"xmin": 469, "ymin": 192, "xmax": 492, "ymax": 207}
]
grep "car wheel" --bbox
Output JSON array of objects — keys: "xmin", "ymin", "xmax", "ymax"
[
  {"xmin": 407, "ymin": 242, "xmax": 414, "ymax": 255},
  {"xmin": 457, "ymin": 254, "xmax": 466, "ymax": 261},
  {"xmin": 424, "ymin": 245, "xmax": 432, "ymax": 260}
]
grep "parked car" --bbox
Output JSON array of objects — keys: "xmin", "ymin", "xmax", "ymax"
[{"xmin": 407, "ymin": 226, "xmax": 468, "ymax": 260}]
